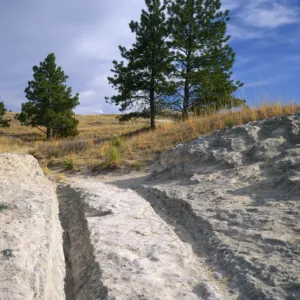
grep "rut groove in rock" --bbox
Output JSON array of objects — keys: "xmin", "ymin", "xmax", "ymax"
[
  {"xmin": 56, "ymin": 180, "xmax": 232, "ymax": 299},
  {"xmin": 136, "ymin": 185, "xmax": 278, "ymax": 300},
  {"xmin": 57, "ymin": 185, "xmax": 110, "ymax": 300}
]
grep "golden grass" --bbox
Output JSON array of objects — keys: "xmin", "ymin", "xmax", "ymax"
[
  {"xmin": 0, "ymin": 136, "xmax": 27, "ymax": 153},
  {"xmin": 1, "ymin": 103, "xmax": 298, "ymax": 172},
  {"xmin": 1, "ymin": 113, "xmax": 150, "ymax": 140}
]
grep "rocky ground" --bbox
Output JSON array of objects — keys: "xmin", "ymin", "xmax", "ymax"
[
  {"xmin": 138, "ymin": 114, "xmax": 300, "ymax": 299},
  {"xmin": 58, "ymin": 181, "xmax": 229, "ymax": 300},
  {"xmin": 1, "ymin": 114, "xmax": 300, "ymax": 299},
  {"xmin": 0, "ymin": 153, "xmax": 65, "ymax": 300}
]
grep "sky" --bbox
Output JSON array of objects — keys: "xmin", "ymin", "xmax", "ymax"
[{"xmin": 1, "ymin": 0, "xmax": 300, "ymax": 114}]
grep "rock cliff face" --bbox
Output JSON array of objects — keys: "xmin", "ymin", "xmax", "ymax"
[
  {"xmin": 0, "ymin": 153, "xmax": 65, "ymax": 300},
  {"xmin": 139, "ymin": 114, "xmax": 300, "ymax": 299}
]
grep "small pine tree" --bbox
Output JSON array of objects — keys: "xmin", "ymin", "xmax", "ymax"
[
  {"xmin": 168, "ymin": 0, "xmax": 243, "ymax": 119},
  {"xmin": 0, "ymin": 101, "xmax": 10, "ymax": 128},
  {"xmin": 106, "ymin": 0, "xmax": 175, "ymax": 130},
  {"xmin": 17, "ymin": 53, "xmax": 79, "ymax": 139}
]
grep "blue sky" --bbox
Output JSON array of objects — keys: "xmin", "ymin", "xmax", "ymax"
[{"xmin": 1, "ymin": 0, "xmax": 299, "ymax": 114}]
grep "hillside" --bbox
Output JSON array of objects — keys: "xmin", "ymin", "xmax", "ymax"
[{"xmin": 0, "ymin": 104, "xmax": 298, "ymax": 176}]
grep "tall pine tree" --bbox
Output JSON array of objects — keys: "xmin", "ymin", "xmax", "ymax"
[
  {"xmin": 168, "ymin": 0, "xmax": 243, "ymax": 120},
  {"xmin": 106, "ymin": 0, "xmax": 175, "ymax": 130},
  {"xmin": 0, "ymin": 101, "xmax": 10, "ymax": 128},
  {"xmin": 17, "ymin": 53, "xmax": 79, "ymax": 139}
]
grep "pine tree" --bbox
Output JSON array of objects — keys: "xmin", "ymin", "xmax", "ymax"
[
  {"xmin": 17, "ymin": 53, "xmax": 79, "ymax": 139},
  {"xmin": 168, "ymin": 0, "xmax": 243, "ymax": 120},
  {"xmin": 106, "ymin": 0, "xmax": 175, "ymax": 130},
  {"xmin": 0, "ymin": 101, "xmax": 10, "ymax": 128},
  {"xmin": 191, "ymin": 68, "xmax": 245, "ymax": 115}
]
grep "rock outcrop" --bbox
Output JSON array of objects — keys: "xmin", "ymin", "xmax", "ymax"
[
  {"xmin": 139, "ymin": 114, "xmax": 300, "ymax": 299},
  {"xmin": 0, "ymin": 153, "xmax": 65, "ymax": 300},
  {"xmin": 58, "ymin": 181, "xmax": 227, "ymax": 299}
]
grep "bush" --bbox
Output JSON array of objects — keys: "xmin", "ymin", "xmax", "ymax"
[
  {"xmin": 62, "ymin": 158, "xmax": 74, "ymax": 170},
  {"xmin": 38, "ymin": 139, "xmax": 90, "ymax": 158},
  {"xmin": 224, "ymin": 119, "xmax": 234, "ymax": 128},
  {"xmin": 0, "ymin": 204, "xmax": 9, "ymax": 211},
  {"xmin": 59, "ymin": 139, "xmax": 89, "ymax": 155},
  {"xmin": 110, "ymin": 136, "xmax": 124, "ymax": 148},
  {"xmin": 103, "ymin": 146, "xmax": 121, "ymax": 168}
]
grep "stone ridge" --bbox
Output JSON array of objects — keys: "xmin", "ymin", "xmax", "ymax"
[
  {"xmin": 0, "ymin": 153, "xmax": 65, "ymax": 300},
  {"xmin": 143, "ymin": 114, "xmax": 300, "ymax": 299}
]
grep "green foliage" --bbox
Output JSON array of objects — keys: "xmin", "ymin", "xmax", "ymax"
[
  {"xmin": 116, "ymin": 110, "xmax": 150, "ymax": 123},
  {"xmin": 110, "ymin": 136, "xmax": 124, "ymax": 148},
  {"xmin": 0, "ymin": 101, "xmax": 11, "ymax": 128},
  {"xmin": 167, "ymin": 0, "xmax": 243, "ymax": 119},
  {"xmin": 0, "ymin": 204, "xmax": 10, "ymax": 212},
  {"xmin": 107, "ymin": 0, "xmax": 175, "ymax": 130},
  {"xmin": 62, "ymin": 158, "xmax": 74, "ymax": 170},
  {"xmin": 104, "ymin": 146, "xmax": 122, "ymax": 168},
  {"xmin": 224, "ymin": 119, "xmax": 234, "ymax": 128},
  {"xmin": 17, "ymin": 53, "xmax": 79, "ymax": 139}
]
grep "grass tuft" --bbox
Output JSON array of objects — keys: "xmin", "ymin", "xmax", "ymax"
[
  {"xmin": 62, "ymin": 158, "xmax": 74, "ymax": 170},
  {"xmin": 103, "ymin": 145, "xmax": 122, "ymax": 169}
]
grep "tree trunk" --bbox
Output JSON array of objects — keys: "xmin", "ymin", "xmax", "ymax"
[
  {"xmin": 46, "ymin": 127, "xmax": 51, "ymax": 140},
  {"xmin": 183, "ymin": 80, "xmax": 189, "ymax": 121},
  {"xmin": 183, "ymin": 51, "xmax": 191, "ymax": 121},
  {"xmin": 150, "ymin": 59, "xmax": 156, "ymax": 130},
  {"xmin": 150, "ymin": 88, "xmax": 155, "ymax": 130}
]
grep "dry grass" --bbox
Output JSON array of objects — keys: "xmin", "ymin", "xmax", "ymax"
[
  {"xmin": 37, "ymin": 139, "xmax": 91, "ymax": 158},
  {"xmin": 0, "ymin": 136, "xmax": 26, "ymax": 153},
  {"xmin": 0, "ymin": 103, "xmax": 298, "ymax": 172},
  {"xmin": 1, "ymin": 113, "xmax": 150, "ymax": 141}
]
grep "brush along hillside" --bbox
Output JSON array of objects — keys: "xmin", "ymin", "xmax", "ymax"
[{"xmin": 0, "ymin": 104, "xmax": 298, "ymax": 173}]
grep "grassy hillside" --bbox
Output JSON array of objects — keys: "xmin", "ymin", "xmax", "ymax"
[{"xmin": 0, "ymin": 103, "xmax": 298, "ymax": 173}]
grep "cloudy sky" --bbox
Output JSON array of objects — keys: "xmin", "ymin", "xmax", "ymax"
[{"xmin": 1, "ymin": 0, "xmax": 300, "ymax": 114}]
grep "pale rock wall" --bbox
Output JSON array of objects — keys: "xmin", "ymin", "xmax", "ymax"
[{"xmin": 0, "ymin": 153, "xmax": 65, "ymax": 300}]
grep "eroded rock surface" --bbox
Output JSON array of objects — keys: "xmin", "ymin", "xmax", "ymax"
[
  {"xmin": 138, "ymin": 114, "xmax": 300, "ymax": 299},
  {"xmin": 0, "ymin": 153, "xmax": 65, "ymax": 300},
  {"xmin": 58, "ymin": 181, "xmax": 229, "ymax": 300}
]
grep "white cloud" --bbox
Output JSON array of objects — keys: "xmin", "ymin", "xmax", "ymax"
[
  {"xmin": 222, "ymin": 0, "xmax": 241, "ymax": 11},
  {"xmin": 227, "ymin": 24, "xmax": 265, "ymax": 40},
  {"xmin": 227, "ymin": 1, "xmax": 299, "ymax": 41},
  {"xmin": 243, "ymin": 73, "xmax": 291, "ymax": 88},
  {"xmin": 80, "ymin": 90, "xmax": 96, "ymax": 99},
  {"xmin": 243, "ymin": 80, "xmax": 271, "ymax": 88},
  {"xmin": 241, "ymin": 1, "xmax": 298, "ymax": 28}
]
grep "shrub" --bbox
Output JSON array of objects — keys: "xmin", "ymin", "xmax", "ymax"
[
  {"xmin": 38, "ymin": 143, "xmax": 60, "ymax": 158},
  {"xmin": 38, "ymin": 139, "xmax": 90, "ymax": 158},
  {"xmin": 62, "ymin": 158, "xmax": 74, "ymax": 170},
  {"xmin": 0, "ymin": 204, "xmax": 9, "ymax": 211},
  {"xmin": 224, "ymin": 119, "xmax": 234, "ymax": 128},
  {"xmin": 110, "ymin": 136, "xmax": 124, "ymax": 148},
  {"xmin": 59, "ymin": 139, "xmax": 90, "ymax": 155},
  {"xmin": 103, "ymin": 146, "xmax": 121, "ymax": 168}
]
